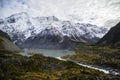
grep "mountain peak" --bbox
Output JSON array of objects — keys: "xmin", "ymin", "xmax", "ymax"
[
  {"xmin": 0, "ymin": 12, "xmax": 108, "ymax": 48},
  {"xmin": 34, "ymin": 16, "xmax": 59, "ymax": 22},
  {"xmin": 46, "ymin": 16, "xmax": 59, "ymax": 21},
  {"xmin": 40, "ymin": 25, "xmax": 62, "ymax": 36},
  {"xmin": 6, "ymin": 12, "xmax": 29, "ymax": 19}
]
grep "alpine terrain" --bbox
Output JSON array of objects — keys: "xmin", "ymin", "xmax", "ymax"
[
  {"xmin": 0, "ymin": 12, "xmax": 108, "ymax": 49},
  {"xmin": 97, "ymin": 22, "xmax": 120, "ymax": 45}
]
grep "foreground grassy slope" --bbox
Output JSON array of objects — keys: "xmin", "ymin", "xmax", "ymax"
[
  {"xmin": 0, "ymin": 51, "xmax": 120, "ymax": 80},
  {"xmin": 63, "ymin": 45, "xmax": 120, "ymax": 71}
]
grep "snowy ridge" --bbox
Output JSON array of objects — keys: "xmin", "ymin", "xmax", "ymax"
[{"xmin": 0, "ymin": 12, "xmax": 108, "ymax": 45}]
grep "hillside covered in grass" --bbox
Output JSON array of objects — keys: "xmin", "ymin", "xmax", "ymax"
[{"xmin": 0, "ymin": 52, "xmax": 119, "ymax": 80}]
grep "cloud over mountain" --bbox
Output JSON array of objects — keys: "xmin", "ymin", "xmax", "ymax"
[{"xmin": 0, "ymin": 0, "xmax": 120, "ymax": 28}]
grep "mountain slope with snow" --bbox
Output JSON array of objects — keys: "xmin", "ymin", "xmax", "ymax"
[{"xmin": 0, "ymin": 12, "xmax": 108, "ymax": 49}]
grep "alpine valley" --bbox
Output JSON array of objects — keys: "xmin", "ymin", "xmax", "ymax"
[
  {"xmin": 0, "ymin": 12, "xmax": 108, "ymax": 49},
  {"xmin": 1, "ymin": 0, "xmax": 120, "ymax": 80}
]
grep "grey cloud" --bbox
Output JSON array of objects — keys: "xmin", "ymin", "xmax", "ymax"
[{"xmin": 0, "ymin": 0, "xmax": 120, "ymax": 28}]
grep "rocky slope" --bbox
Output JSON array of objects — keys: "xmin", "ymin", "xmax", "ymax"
[
  {"xmin": 0, "ymin": 30, "xmax": 21, "ymax": 52},
  {"xmin": 97, "ymin": 22, "xmax": 120, "ymax": 45}
]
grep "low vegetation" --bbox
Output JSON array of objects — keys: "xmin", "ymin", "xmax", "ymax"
[
  {"xmin": 63, "ymin": 45, "xmax": 120, "ymax": 71},
  {"xmin": 0, "ymin": 50, "xmax": 119, "ymax": 80}
]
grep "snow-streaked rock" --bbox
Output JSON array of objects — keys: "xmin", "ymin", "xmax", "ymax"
[{"xmin": 0, "ymin": 12, "xmax": 108, "ymax": 47}]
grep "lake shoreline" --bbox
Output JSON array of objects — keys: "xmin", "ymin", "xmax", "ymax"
[{"xmin": 19, "ymin": 49, "xmax": 75, "ymax": 57}]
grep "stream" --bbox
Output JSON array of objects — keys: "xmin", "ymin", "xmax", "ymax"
[{"xmin": 56, "ymin": 57, "xmax": 120, "ymax": 75}]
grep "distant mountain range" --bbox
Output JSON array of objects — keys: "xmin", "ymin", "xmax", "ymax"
[{"xmin": 0, "ymin": 12, "xmax": 108, "ymax": 49}]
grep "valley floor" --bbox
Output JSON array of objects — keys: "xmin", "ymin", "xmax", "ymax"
[
  {"xmin": 62, "ymin": 45, "xmax": 120, "ymax": 76},
  {"xmin": 0, "ymin": 50, "xmax": 120, "ymax": 80}
]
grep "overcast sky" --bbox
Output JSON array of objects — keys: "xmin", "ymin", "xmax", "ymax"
[{"xmin": 0, "ymin": 0, "xmax": 120, "ymax": 28}]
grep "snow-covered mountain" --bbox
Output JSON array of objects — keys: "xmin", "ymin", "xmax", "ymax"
[{"xmin": 0, "ymin": 12, "xmax": 108, "ymax": 49}]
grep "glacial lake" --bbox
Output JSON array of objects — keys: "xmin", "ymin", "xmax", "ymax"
[{"xmin": 20, "ymin": 49, "xmax": 75, "ymax": 57}]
